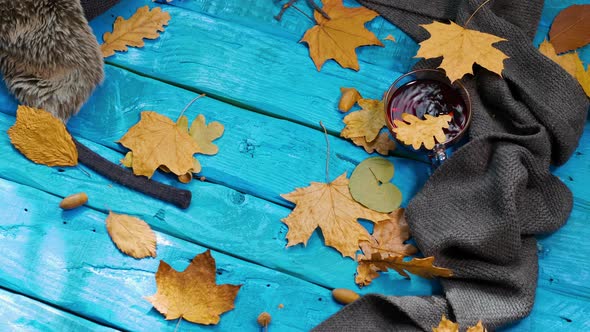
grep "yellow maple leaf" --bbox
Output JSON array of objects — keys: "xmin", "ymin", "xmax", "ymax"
[
  {"xmin": 433, "ymin": 316, "xmax": 459, "ymax": 332},
  {"xmin": 466, "ymin": 321, "xmax": 487, "ymax": 332},
  {"xmin": 281, "ymin": 173, "xmax": 389, "ymax": 257},
  {"xmin": 338, "ymin": 87, "xmax": 363, "ymax": 112},
  {"xmin": 351, "ymin": 132, "xmax": 396, "ymax": 156},
  {"xmin": 106, "ymin": 212, "xmax": 157, "ymax": 259},
  {"xmin": 189, "ymin": 114, "xmax": 225, "ymax": 155},
  {"xmin": 118, "ymin": 111, "xmax": 200, "ymax": 178},
  {"xmin": 393, "ymin": 113, "xmax": 452, "ymax": 150},
  {"xmin": 341, "ymin": 99, "xmax": 386, "ymax": 143},
  {"xmin": 7, "ymin": 106, "xmax": 78, "ymax": 167},
  {"xmin": 301, "ymin": 0, "xmax": 383, "ymax": 71},
  {"xmin": 417, "ymin": 21, "xmax": 508, "ymax": 82},
  {"xmin": 539, "ymin": 40, "xmax": 590, "ymax": 97},
  {"xmin": 146, "ymin": 250, "xmax": 241, "ymax": 325},
  {"xmin": 101, "ymin": 6, "xmax": 171, "ymax": 58}
]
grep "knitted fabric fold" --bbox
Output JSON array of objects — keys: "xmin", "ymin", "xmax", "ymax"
[
  {"xmin": 80, "ymin": 0, "xmax": 120, "ymax": 20},
  {"xmin": 315, "ymin": 0, "xmax": 589, "ymax": 330}
]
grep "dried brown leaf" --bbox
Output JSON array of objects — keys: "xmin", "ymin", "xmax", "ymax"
[
  {"xmin": 101, "ymin": 6, "xmax": 171, "ymax": 58},
  {"xmin": 7, "ymin": 106, "xmax": 78, "ymax": 167},
  {"xmin": 281, "ymin": 173, "xmax": 388, "ymax": 257},
  {"xmin": 106, "ymin": 212, "xmax": 157, "ymax": 259},
  {"xmin": 351, "ymin": 133, "xmax": 396, "ymax": 155},
  {"xmin": 549, "ymin": 5, "xmax": 590, "ymax": 54},
  {"xmin": 341, "ymin": 99, "xmax": 386, "ymax": 143},
  {"xmin": 146, "ymin": 250, "xmax": 241, "ymax": 325}
]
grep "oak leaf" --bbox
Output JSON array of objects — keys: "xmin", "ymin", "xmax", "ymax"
[
  {"xmin": 417, "ymin": 21, "xmax": 508, "ymax": 82},
  {"xmin": 106, "ymin": 212, "xmax": 157, "ymax": 259},
  {"xmin": 539, "ymin": 40, "xmax": 590, "ymax": 97},
  {"xmin": 341, "ymin": 99, "xmax": 386, "ymax": 143},
  {"xmin": 146, "ymin": 250, "xmax": 241, "ymax": 325},
  {"xmin": 549, "ymin": 5, "xmax": 590, "ymax": 54},
  {"xmin": 393, "ymin": 113, "xmax": 452, "ymax": 150},
  {"xmin": 351, "ymin": 133, "xmax": 396, "ymax": 156},
  {"xmin": 101, "ymin": 6, "xmax": 171, "ymax": 58},
  {"xmin": 281, "ymin": 173, "xmax": 389, "ymax": 257},
  {"xmin": 301, "ymin": 0, "xmax": 383, "ymax": 71},
  {"xmin": 190, "ymin": 114, "xmax": 225, "ymax": 155},
  {"xmin": 7, "ymin": 106, "xmax": 78, "ymax": 167},
  {"xmin": 339, "ymin": 87, "xmax": 363, "ymax": 112},
  {"xmin": 119, "ymin": 111, "xmax": 200, "ymax": 178}
]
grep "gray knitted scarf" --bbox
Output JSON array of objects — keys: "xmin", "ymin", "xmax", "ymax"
[{"xmin": 315, "ymin": 0, "xmax": 589, "ymax": 330}]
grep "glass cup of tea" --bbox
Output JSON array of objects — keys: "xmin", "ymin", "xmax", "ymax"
[{"xmin": 384, "ymin": 69, "xmax": 472, "ymax": 168}]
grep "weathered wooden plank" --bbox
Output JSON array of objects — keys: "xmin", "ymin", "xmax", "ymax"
[
  {"xmin": 0, "ymin": 177, "xmax": 340, "ymax": 331},
  {"xmin": 0, "ymin": 287, "xmax": 117, "ymax": 332},
  {"xmin": 88, "ymin": 0, "xmax": 404, "ymax": 135},
  {"xmin": 0, "ymin": 111, "xmax": 438, "ymax": 296},
  {"xmin": 0, "ymin": 65, "xmax": 430, "ymax": 209},
  {"xmin": 152, "ymin": 0, "xmax": 419, "ymax": 73}
]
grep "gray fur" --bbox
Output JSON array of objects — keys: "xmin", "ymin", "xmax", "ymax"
[{"xmin": 0, "ymin": 0, "xmax": 103, "ymax": 121}]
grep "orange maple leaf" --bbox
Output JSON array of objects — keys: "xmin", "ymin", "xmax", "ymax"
[
  {"xmin": 146, "ymin": 250, "xmax": 241, "ymax": 325},
  {"xmin": 281, "ymin": 173, "xmax": 389, "ymax": 257},
  {"xmin": 301, "ymin": 0, "xmax": 383, "ymax": 71}
]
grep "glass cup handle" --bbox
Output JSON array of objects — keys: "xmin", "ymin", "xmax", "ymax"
[{"xmin": 429, "ymin": 143, "xmax": 447, "ymax": 170}]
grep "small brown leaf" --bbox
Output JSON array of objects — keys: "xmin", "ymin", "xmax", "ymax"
[
  {"xmin": 351, "ymin": 133, "xmax": 396, "ymax": 156},
  {"xmin": 338, "ymin": 87, "xmax": 363, "ymax": 112},
  {"xmin": 101, "ymin": 6, "xmax": 171, "ymax": 58},
  {"xmin": 8, "ymin": 106, "xmax": 78, "ymax": 167},
  {"xmin": 433, "ymin": 316, "xmax": 459, "ymax": 332},
  {"xmin": 146, "ymin": 250, "xmax": 241, "ymax": 325},
  {"xmin": 549, "ymin": 5, "xmax": 590, "ymax": 54},
  {"xmin": 360, "ymin": 253, "xmax": 453, "ymax": 279},
  {"xmin": 360, "ymin": 209, "xmax": 417, "ymax": 259},
  {"xmin": 341, "ymin": 99, "xmax": 386, "ymax": 143},
  {"xmin": 106, "ymin": 212, "xmax": 157, "ymax": 259},
  {"xmin": 393, "ymin": 113, "xmax": 452, "ymax": 150}
]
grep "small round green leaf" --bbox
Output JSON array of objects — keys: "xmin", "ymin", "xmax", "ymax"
[{"xmin": 349, "ymin": 157, "xmax": 402, "ymax": 213}]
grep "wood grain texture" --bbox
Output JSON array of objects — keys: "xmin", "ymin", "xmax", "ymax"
[
  {"xmin": 0, "ymin": 177, "xmax": 339, "ymax": 331},
  {"xmin": 0, "ymin": 112, "xmax": 438, "ymax": 297},
  {"xmin": 0, "ymin": 287, "xmax": 116, "ymax": 332},
  {"xmin": 88, "ymin": 0, "xmax": 408, "ymax": 136}
]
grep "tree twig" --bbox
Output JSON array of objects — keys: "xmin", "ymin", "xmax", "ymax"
[{"xmin": 319, "ymin": 121, "xmax": 330, "ymax": 183}]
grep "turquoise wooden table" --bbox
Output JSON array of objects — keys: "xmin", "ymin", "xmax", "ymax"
[{"xmin": 0, "ymin": 0, "xmax": 588, "ymax": 331}]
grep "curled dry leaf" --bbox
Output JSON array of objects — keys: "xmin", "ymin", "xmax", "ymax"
[
  {"xmin": 118, "ymin": 111, "xmax": 200, "ymax": 178},
  {"xmin": 146, "ymin": 250, "xmax": 241, "ymax": 325},
  {"xmin": 281, "ymin": 173, "xmax": 388, "ymax": 257},
  {"xmin": 393, "ymin": 113, "xmax": 452, "ymax": 150},
  {"xmin": 106, "ymin": 212, "xmax": 157, "ymax": 259},
  {"xmin": 59, "ymin": 193, "xmax": 88, "ymax": 210},
  {"xmin": 101, "ymin": 6, "xmax": 171, "ymax": 58},
  {"xmin": 539, "ymin": 40, "xmax": 590, "ymax": 97},
  {"xmin": 357, "ymin": 253, "xmax": 453, "ymax": 287},
  {"xmin": 301, "ymin": 0, "xmax": 383, "ymax": 71},
  {"xmin": 417, "ymin": 21, "xmax": 508, "ymax": 82},
  {"xmin": 433, "ymin": 316, "xmax": 459, "ymax": 332},
  {"xmin": 7, "ymin": 106, "xmax": 78, "ymax": 167},
  {"xmin": 341, "ymin": 99, "xmax": 386, "ymax": 143},
  {"xmin": 351, "ymin": 133, "xmax": 396, "ymax": 156},
  {"xmin": 349, "ymin": 157, "xmax": 402, "ymax": 213},
  {"xmin": 338, "ymin": 87, "xmax": 363, "ymax": 112},
  {"xmin": 549, "ymin": 5, "xmax": 590, "ymax": 54}
]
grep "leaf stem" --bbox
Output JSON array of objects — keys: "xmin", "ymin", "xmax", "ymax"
[
  {"xmin": 177, "ymin": 93, "xmax": 206, "ymax": 122},
  {"xmin": 291, "ymin": 4, "xmax": 316, "ymax": 23},
  {"xmin": 174, "ymin": 317, "xmax": 183, "ymax": 332},
  {"xmin": 464, "ymin": 0, "xmax": 493, "ymax": 27},
  {"xmin": 319, "ymin": 121, "xmax": 330, "ymax": 183}
]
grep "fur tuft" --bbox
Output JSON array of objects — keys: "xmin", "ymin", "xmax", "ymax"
[{"xmin": 0, "ymin": 0, "xmax": 104, "ymax": 121}]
